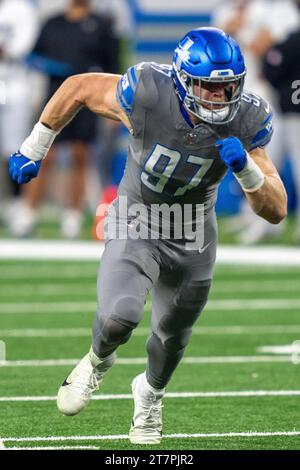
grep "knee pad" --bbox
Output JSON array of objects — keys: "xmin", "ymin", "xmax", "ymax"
[
  {"xmin": 98, "ymin": 317, "xmax": 135, "ymax": 346},
  {"xmin": 174, "ymin": 279, "xmax": 212, "ymax": 312},
  {"xmin": 102, "ymin": 294, "xmax": 145, "ymax": 326}
]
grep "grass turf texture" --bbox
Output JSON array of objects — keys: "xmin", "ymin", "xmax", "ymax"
[{"xmin": 0, "ymin": 260, "xmax": 300, "ymax": 450}]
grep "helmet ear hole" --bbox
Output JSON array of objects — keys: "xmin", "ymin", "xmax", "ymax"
[{"xmin": 180, "ymin": 71, "xmax": 188, "ymax": 82}]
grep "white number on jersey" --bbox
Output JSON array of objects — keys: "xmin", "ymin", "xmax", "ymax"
[{"xmin": 141, "ymin": 143, "xmax": 214, "ymax": 196}]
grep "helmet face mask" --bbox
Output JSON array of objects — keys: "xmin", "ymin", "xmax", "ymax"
[{"xmin": 173, "ymin": 27, "xmax": 247, "ymax": 125}]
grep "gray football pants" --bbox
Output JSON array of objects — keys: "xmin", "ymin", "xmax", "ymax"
[{"xmin": 92, "ymin": 233, "xmax": 216, "ymax": 389}]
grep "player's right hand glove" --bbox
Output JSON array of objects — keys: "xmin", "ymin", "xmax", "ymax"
[{"xmin": 9, "ymin": 152, "xmax": 42, "ymax": 185}]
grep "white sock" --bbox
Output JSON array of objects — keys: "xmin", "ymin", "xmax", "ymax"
[
  {"xmin": 142, "ymin": 372, "xmax": 165, "ymax": 396},
  {"xmin": 89, "ymin": 347, "xmax": 116, "ymax": 370}
]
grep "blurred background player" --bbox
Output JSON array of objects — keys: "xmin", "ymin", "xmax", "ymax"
[
  {"xmin": 263, "ymin": 2, "xmax": 300, "ymax": 242},
  {"xmin": 213, "ymin": 0, "xmax": 300, "ymax": 243},
  {"xmin": 11, "ymin": 0, "xmax": 120, "ymax": 238},
  {"xmin": 0, "ymin": 0, "xmax": 38, "ymax": 227}
]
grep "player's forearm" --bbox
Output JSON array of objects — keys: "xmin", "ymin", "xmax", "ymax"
[
  {"xmin": 18, "ymin": 76, "xmax": 85, "ymax": 161},
  {"xmin": 40, "ymin": 75, "xmax": 84, "ymax": 132},
  {"xmin": 245, "ymin": 175, "xmax": 287, "ymax": 224}
]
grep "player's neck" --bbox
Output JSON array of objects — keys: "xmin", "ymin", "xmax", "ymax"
[{"xmin": 187, "ymin": 112, "xmax": 202, "ymax": 127}]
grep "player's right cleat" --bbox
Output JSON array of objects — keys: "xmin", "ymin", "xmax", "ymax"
[
  {"xmin": 57, "ymin": 348, "xmax": 115, "ymax": 416},
  {"xmin": 129, "ymin": 372, "xmax": 165, "ymax": 445}
]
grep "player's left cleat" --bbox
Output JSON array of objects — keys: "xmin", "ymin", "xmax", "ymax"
[
  {"xmin": 129, "ymin": 372, "xmax": 165, "ymax": 445},
  {"xmin": 57, "ymin": 347, "xmax": 115, "ymax": 416}
]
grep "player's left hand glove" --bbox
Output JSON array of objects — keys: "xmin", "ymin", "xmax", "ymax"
[
  {"xmin": 216, "ymin": 136, "xmax": 247, "ymax": 173},
  {"xmin": 9, "ymin": 152, "xmax": 42, "ymax": 184}
]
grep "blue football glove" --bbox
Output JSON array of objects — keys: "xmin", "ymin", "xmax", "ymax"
[
  {"xmin": 216, "ymin": 136, "xmax": 247, "ymax": 173},
  {"xmin": 9, "ymin": 152, "xmax": 42, "ymax": 184}
]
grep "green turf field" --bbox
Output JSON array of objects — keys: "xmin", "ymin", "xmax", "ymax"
[{"xmin": 0, "ymin": 260, "xmax": 300, "ymax": 450}]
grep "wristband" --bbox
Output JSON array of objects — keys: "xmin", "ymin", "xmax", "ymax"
[
  {"xmin": 233, "ymin": 153, "xmax": 265, "ymax": 193},
  {"xmin": 20, "ymin": 122, "xmax": 59, "ymax": 162}
]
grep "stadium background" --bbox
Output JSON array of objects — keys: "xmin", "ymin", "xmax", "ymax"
[{"xmin": 0, "ymin": 0, "xmax": 300, "ymax": 452}]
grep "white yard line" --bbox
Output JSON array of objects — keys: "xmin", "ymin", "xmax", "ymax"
[
  {"xmin": 0, "ymin": 355, "xmax": 294, "ymax": 367},
  {"xmin": 0, "ymin": 302, "xmax": 97, "ymax": 314},
  {"xmin": 1, "ymin": 325, "xmax": 300, "ymax": 338},
  {"xmin": 3, "ymin": 431, "xmax": 300, "ymax": 443},
  {"xmin": 0, "ymin": 390, "xmax": 300, "ymax": 402},
  {"xmin": 1, "ymin": 280, "xmax": 300, "ymax": 296},
  {"xmin": 1, "ymin": 240, "xmax": 300, "ymax": 265},
  {"xmin": 0, "ymin": 268, "xmax": 98, "ymax": 279},
  {"xmin": 213, "ymin": 280, "xmax": 300, "ymax": 292},
  {"xmin": 1, "ymin": 298, "xmax": 300, "ymax": 314},
  {"xmin": 0, "ymin": 285, "xmax": 96, "ymax": 296}
]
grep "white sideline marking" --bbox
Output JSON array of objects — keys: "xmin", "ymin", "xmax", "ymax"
[
  {"xmin": 0, "ymin": 437, "xmax": 5, "ymax": 450},
  {"xmin": 1, "ymin": 324, "xmax": 300, "ymax": 338},
  {"xmin": 1, "ymin": 240, "xmax": 300, "ymax": 265},
  {"xmin": 2, "ymin": 298, "xmax": 300, "ymax": 314},
  {"xmin": 0, "ymin": 355, "xmax": 295, "ymax": 367},
  {"xmin": 0, "ymin": 240, "xmax": 105, "ymax": 261},
  {"xmin": 3, "ymin": 431, "xmax": 300, "ymax": 443},
  {"xmin": 1, "ymin": 390, "xmax": 300, "ymax": 402}
]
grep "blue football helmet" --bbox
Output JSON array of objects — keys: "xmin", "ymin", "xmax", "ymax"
[{"xmin": 172, "ymin": 27, "xmax": 246, "ymax": 125}]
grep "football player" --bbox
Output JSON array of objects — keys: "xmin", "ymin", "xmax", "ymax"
[{"xmin": 9, "ymin": 27, "xmax": 287, "ymax": 445}]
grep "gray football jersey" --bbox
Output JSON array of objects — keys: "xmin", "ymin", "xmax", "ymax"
[{"xmin": 113, "ymin": 61, "xmax": 273, "ymax": 236}]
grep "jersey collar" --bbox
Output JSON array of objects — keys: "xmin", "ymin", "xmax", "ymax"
[{"xmin": 179, "ymin": 101, "xmax": 195, "ymax": 128}]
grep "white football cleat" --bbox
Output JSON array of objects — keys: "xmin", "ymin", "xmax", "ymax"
[
  {"xmin": 57, "ymin": 348, "xmax": 115, "ymax": 416},
  {"xmin": 129, "ymin": 372, "xmax": 165, "ymax": 445}
]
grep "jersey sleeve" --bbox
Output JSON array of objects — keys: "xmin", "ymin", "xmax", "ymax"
[
  {"xmin": 116, "ymin": 62, "xmax": 159, "ymax": 134},
  {"xmin": 241, "ymin": 93, "xmax": 274, "ymax": 152},
  {"xmin": 116, "ymin": 65, "xmax": 140, "ymax": 115}
]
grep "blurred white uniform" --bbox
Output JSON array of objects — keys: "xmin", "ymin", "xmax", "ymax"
[
  {"xmin": 214, "ymin": 0, "xmax": 299, "ymax": 99},
  {"xmin": 97, "ymin": 0, "xmax": 134, "ymax": 38},
  {"xmin": 213, "ymin": 0, "xmax": 300, "ymax": 243},
  {"xmin": 0, "ymin": 0, "xmax": 38, "ymax": 156}
]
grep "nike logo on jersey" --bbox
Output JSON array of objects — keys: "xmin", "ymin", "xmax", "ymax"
[{"xmin": 264, "ymin": 102, "xmax": 270, "ymax": 114}]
